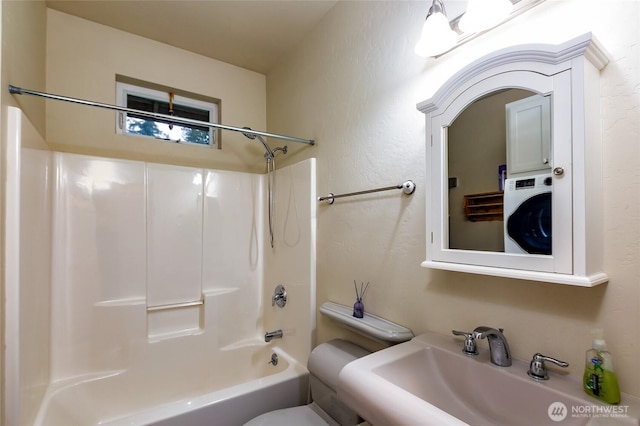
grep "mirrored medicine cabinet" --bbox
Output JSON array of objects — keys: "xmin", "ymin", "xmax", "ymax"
[{"xmin": 417, "ymin": 33, "xmax": 610, "ymax": 286}]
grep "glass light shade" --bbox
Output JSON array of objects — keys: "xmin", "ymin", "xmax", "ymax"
[
  {"xmin": 459, "ymin": 0, "xmax": 513, "ymax": 34},
  {"xmin": 414, "ymin": 12, "xmax": 458, "ymax": 57}
]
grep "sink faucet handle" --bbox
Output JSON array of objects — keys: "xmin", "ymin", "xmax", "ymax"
[
  {"xmin": 528, "ymin": 353, "xmax": 569, "ymax": 380},
  {"xmin": 452, "ymin": 330, "xmax": 479, "ymax": 356}
]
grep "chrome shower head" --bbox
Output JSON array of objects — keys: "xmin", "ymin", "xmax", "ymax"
[{"xmin": 242, "ymin": 127, "xmax": 275, "ymax": 159}]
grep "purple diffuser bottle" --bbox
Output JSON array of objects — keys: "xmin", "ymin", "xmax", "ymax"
[
  {"xmin": 353, "ymin": 299, "xmax": 364, "ymax": 318},
  {"xmin": 352, "ymin": 281, "xmax": 369, "ymax": 319}
]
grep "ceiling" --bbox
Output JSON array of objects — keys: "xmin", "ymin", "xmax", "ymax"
[{"xmin": 46, "ymin": 0, "xmax": 338, "ymax": 74}]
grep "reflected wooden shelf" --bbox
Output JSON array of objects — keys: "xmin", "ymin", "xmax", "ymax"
[{"xmin": 463, "ymin": 191, "xmax": 504, "ymax": 222}]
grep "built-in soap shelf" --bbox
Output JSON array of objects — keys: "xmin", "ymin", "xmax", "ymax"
[
  {"xmin": 92, "ymin": 289, "xmax": 242, "ymax": 342},
  {"xmin": 320, "ymin": 301, "xmax": 413, "ymax": 344}
]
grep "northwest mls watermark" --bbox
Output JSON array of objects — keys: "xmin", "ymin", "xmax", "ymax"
[{"xmin": 548, "ymin": 401, "xmax": 630, "ymax": 422}]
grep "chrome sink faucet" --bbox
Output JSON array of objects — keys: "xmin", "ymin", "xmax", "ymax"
[{"xmin": 473, "ymin": 326, "xmax": 512, "ymax": 367}]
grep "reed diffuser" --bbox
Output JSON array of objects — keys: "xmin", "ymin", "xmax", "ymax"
[{"xmin": 352, "ymin": 280, "xmax": 369, "ymax": 318}]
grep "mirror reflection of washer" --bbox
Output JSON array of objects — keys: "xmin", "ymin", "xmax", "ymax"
[{"xmin": 504, "ymin": 174, "xmax": 552, "ymax": 255}]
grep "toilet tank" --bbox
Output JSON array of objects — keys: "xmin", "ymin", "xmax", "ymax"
[{"xmin": 308, "ymin": 339, "xmax": 371, "ymax": 425}]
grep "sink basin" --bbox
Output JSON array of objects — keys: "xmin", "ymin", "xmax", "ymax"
[{"xmin": 338, "ymin": 332, "xmax": 640, "ymax": 426}]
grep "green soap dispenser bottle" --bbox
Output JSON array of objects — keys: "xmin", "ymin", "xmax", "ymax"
[{"xmin": 583, "ymin": 328, "xmax": 621, "ymax": 404}]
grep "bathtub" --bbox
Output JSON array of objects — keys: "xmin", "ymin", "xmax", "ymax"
[{"xmin": 33, "ymin": 343, "xmax": 309, "ymax": 426}]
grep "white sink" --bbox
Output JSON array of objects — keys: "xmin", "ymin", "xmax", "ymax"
[{"xmin": 338, "ymin": 332, "xmax": 640, "ymax": 426}]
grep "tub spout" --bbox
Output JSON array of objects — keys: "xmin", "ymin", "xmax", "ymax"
[{"xmin": 265, "ymin": 329, "xmax": 283, "ymax": 342}]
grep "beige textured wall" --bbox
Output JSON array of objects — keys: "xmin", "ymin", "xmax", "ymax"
[
  {"xmin": 268, "ymin": 0, "xmax": 640, "ymax": 396},
  {"xmin": 46, "ymin": 10, "xmax": 268, "ymax": 173},
  {"xmin": 1, "ymin": 1, "xmax": 47, "ymax": 135}
]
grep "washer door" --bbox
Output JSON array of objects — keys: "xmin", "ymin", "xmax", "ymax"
[{"xmin": 506, "ymin": 192, "xmax": 552, "ymax": 255}]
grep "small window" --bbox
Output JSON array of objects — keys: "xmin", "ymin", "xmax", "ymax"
[{"xmin": 116, "ymin": 80, "xmax": 220, "ymax": 148}]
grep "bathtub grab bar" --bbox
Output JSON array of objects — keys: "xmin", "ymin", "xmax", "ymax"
[{"xmin": 147, "ymin": 299, "xmax": 204, "ymax": 312}]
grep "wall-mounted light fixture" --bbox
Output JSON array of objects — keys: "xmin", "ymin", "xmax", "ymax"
[
  {"xmin": 415, "ymin": 0, "xmax": 546, "ymax": 58},
  {"xmin": 414, "ymin": 0, "xmax": 458, "ymax": 57},
  {"xmin": 459, "ymin": 0, "xmax": 513, "ymax": 33}
]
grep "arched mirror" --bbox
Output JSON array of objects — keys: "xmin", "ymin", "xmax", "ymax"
[
  {"xmin": 448, "ymin": 88, "xmax": 547, "ymax": 253},
  {"xmin": 418, "ymin": 34, "xmax": 609, "ymax": 287}
]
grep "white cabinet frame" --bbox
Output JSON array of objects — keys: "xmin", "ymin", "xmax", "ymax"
[{"xmin": 417, "ymin": 33, "xmax": 609, "ymax": 286}]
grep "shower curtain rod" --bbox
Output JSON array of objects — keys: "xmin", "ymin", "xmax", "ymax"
[{"xmin": 8, "ymin": 85, "xmax": 315, "ymax": 146}]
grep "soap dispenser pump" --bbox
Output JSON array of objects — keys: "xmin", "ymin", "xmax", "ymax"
[{"xmin": 583, "ymin": 328, "xmax": 621, "ymax": 404}]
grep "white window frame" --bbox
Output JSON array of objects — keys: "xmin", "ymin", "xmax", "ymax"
[{"xmin": 116, "ymin": 81, "xmax": 219, "ymax": 148}]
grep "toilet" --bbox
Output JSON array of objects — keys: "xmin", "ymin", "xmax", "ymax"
[{"xmin": 244, "ymin": 339, "xmax": 371, "ymax": 426}]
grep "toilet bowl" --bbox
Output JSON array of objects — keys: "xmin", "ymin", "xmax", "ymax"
[{"xmin": 244, "ymin": 339, "xmax": 371, "ymax": 426}]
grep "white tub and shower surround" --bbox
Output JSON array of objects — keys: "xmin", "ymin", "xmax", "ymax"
[
  {"xmin": 36, "ymin": 343, "xmax": 309, "ymax": 426},
  {"xmin": 49, "ymin": 155, "xmax": 227, "ymax": 377},
  {"xmin": 3, "ymin": 105, "xmax": 316, "ymax": 425},
  {"xmin": 34, "ymin": 154, "xmax": 315, "ymax": 425},
  {"xmin": 263, "ymin": 160, "xmax": 317, "ymax": 364},
  {"xmin": 146, "ymin": 163, "xmax": 204, "ymax": 309},
  {"xmin": 4, "ymin": 108, "xmax": 53, "ymax": 426}
]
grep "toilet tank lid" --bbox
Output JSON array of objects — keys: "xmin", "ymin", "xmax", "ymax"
[{"xmin": 308, "ymin": 339, "xmax": 371, "ymax": 390}]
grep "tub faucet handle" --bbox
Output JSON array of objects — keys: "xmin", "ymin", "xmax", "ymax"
[
  {"xmin": 452, "ymin": 330, "xmax": 479, "ymax": 356},
  {"xmin": 272, "ymin": 284, "xmax": 287, "ymax": 308}
]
